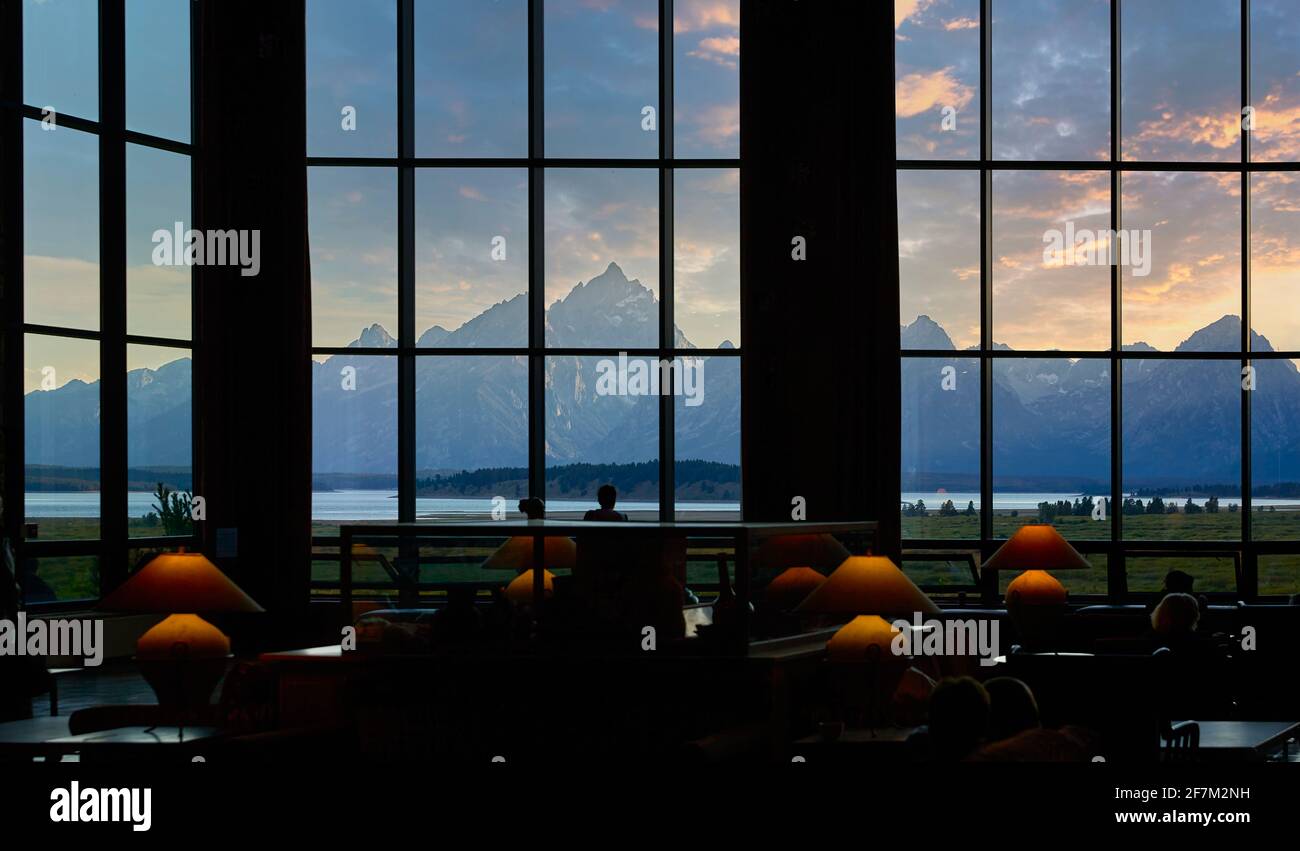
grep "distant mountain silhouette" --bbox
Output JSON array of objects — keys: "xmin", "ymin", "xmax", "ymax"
[
  {"xmin": 24, "ymin": 264, "xmax": 740, "ymax": 479},
  {"xmin": 902, "ymin": 314, "xmax": 1300, "ymax": 491}
]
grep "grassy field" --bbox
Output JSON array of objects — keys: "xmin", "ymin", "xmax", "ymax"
[
  {"xmin": 23, "ymin": 509, "xmax": 1300, "ymax": 602},
  {"xmin": 902, "ymin": 510, "xmax": 1300, "ymax": 596}
]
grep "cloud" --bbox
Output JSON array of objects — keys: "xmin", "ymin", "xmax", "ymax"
[
  {"xmin": 895, "ymin": 0, "xmax": 935, "ymax": 29},
  {"xmin": 688, "ymin": 35, "xmax": 739, "ymax": 68},
  {"xmin": 673, "ymin": 1, "xmax": 739, "ymax": 34},
  {"xmin": 896, "ymin": 68, "xmax": 975, "ymax": 118}
]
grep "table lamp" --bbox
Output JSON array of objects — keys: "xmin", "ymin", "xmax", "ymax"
[
  {"xmin": 505, "ymin": 568, "xmax": 554, "ymax": 604},
  {"xmin": 797, "ymin": 556, "xmax": 936, "ymax": 727},
  {"xmin": 99, "ymin": 551, "xmax": 262, "ymax": 722},
  {"xmin": 795, "ymin": 555, "xmax": 939, "ymax": 618},
  {"xmin": 982, "ymin": 524, "xmax": 1090, "ymax": 606},
  {"xmin": 757, "ymin": 533, "xmax": 851, "ymax": 573}
]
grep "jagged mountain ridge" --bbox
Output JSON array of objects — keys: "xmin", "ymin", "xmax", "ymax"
[{"xmin": 902, "ymin": 313, "xmax": 1300, "ymax": 490}]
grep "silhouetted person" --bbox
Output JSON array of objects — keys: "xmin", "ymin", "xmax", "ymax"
[
  {"xmin": 926, "ymin": 676, "xmax": 990, "ymax": 761},
  {"xmin": 1147, "ymin": 569, "xmax": 1208, "ymax": 616},
  {"xmin": 984, "ymin": 676, "xmax": 1040, "ymax": 742},
  {"xmin": 518, "ymin": 497, "xmax": 546, "ymax": 520},
  {"xmin": 1151, "ymin": 592, "xmax": 1200, "ymax": 640},
  {"xmin": 584, "ymin": 484, "xmax": 628, "ymax": 521}
]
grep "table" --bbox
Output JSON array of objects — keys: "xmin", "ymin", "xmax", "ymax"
[
  {"xmin": 337, "ymin": 519, "xmax": 878, "ymax": 642},
  {"xmin": 1180, "ymin": 720, "xmax": 1300, "ymax": 761},
  {"xmin": 0, "ymin": 717, "xmax": 220, "ymax": 762},
  {"xmin": 790, "ymin": 726, "xmax": 921, "ymax": 763}
]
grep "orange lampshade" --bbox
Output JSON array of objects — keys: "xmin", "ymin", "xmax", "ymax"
[
  {"xmin": 505, "ymin": 569, "xmax": 554, "ymax": 604},
  {"xmin": 758, "ymin": 534, "xmax": 851, "ymax": 572},
  {"xmin": 825, "ymin": 615, "xmax": 901, "ymax": 662},
  {"xmin": 1006, "ymin": 569, "xmax": 1067, "ymax": 606},
  {"xmin": 482, "ymin": 536, "xmax": 578, "ymax": 571},
  {"xmin": 796, "ymin": 556, "xmax": 939, "ymax": 617},
  {"xmin": 983, "ymin": 524, "xmax": 1091, "ymax": 572},
  {"xmin": 99, "ymin": 552, "xmax": 263, "ymax": 614},
  {"xmin": 765, "ymin": 566, "xmax": 826, "ymax": 610},
  {"xmin": 135, "ymin": 613, "xmax": 231, "ymax": 659}
]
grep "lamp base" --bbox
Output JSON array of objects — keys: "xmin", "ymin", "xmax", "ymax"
[{"xmin": 137, "ymin": 656, "xmax": 230, "ymax": 722}]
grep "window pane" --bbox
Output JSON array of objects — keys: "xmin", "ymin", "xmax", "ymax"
[
  {"xmin": 675, "ymin": 355, "xmax": 739, "ymax": 519},
  {"xmin": 22, "ymin": 0, "xmax": 98, "ymax": 121},
  {"xmin": 1122, "ymin": 359, "xmax": 1241, "ymax": 540},
  {"xmin": 1258, "ymin": 555, "xmax": 1300, "ymax": 596},
  {"xmin": 544, "ymin": 168, "xmax": 659, "ymax": 348},
  {"xmin": 312, "ymin": 354, "xmax": 399, "ymax": 533},
  {"xmin": 415, "ymin": 355, "xmax": 529, "ymax": 509},
  {"xmin": 1250, "ymin": 356, "xmax": 1300, "ymax": 542},
  {"xmin": 25, "ymin": 334, "xmax": 100, "ymax": 541},
  {"xmin": 1121, "ymin": 172, "xmax": 1240, "ymax": 350},
  {"xmin": 1121, "ymin": 0, "xmax": 1240, "ymax": 162},
  {"xmin": 415, "ymin": 168, "xmax": 528, "ymax": 347},
  {"xmin": 307, "ymin": 0, "xmax": 398, "ymax": 157},
  {"xmin": 545, "ymin": 355, "xmax": 659, "ymax": 516},
  {"xmin": 1126, "ymin": 556, "xmax": 1237, "ymax": 594},
  {"xmin": 895, "ymin": 0, "xmax": 980, "ymax": 160},
  {"xmin": 898, "ymin": 169, "xmax": 980, "ymax": 350},
  {"xmin": 126, "ymin": 0, "xmax": 191, "ymax": 142},
  {"xmin": 414, "ymin": 0, "xmax": 528, "ymax": 157},
  {"xmin": 127, "ymin": 344, "xmax": 192, "ymax": 538},
  {"xmin": 673, "ymin": 0, "xmax": 739, "ymax": 158},
  {"xmin": 902, "ymin": 356, "xmax": 980, "ymax": 539},
  {"xmin": 23, "ymin": 556, "xmax": 99, "ymax": 606},
  {"xmin": 991, "ymin": 0, "xmax": 1109, "ymax": 161},
  {"xmin": 24, "ymin": 121, "xmax": 98, "ymax": 331},
  {"xmin": 1250, "ymin": 172, "xmax": 1300, "ymax": 350},
  {"xmin": 309, "ymin": 167, "xmax": 399, "ymax": 347},
  {"xmin": 993, "ymin": 357, "xmax": 1110, "ymax": 541},
  {"xmin": 127, "ymin": 144, "xmax": 192, "ymax": 339},
  {"xmin": 1250, "ymin": 0, "xmax": 1300, "ymax": 162},
  {"xmin": 544, "ymin": 0, "xmax": 658, "ymax": 159},
  {"xmin": 674, "ymin": 168, "xmax": 739, "ymax": 348},
  {"xmin": 993, "ymin": 170, "xmax": 1110, "ymax": 351}
]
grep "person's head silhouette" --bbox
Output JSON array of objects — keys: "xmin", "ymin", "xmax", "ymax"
[
  {"xmin": 597, "ymin": 484, "xmax": 617, "ymax": 510},
  {"xmin": 518, "ymin": 497, "xmax": 545, "ymax": 520},
  {"xmin": 1162, "ymin": 569, "xmax": 1194, "ymax": 595}
]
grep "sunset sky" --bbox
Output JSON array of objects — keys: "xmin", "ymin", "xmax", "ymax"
[
  {"xmin": 306, "ymin": 0, "xmax": 740, "ymax": 350},
  {"xmin": 896, "ymin": 0, "xmax": 1300, "ymax": 353}
]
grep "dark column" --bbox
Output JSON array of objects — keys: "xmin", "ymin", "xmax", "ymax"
[
  {"xmin": 739, "ymin": 0, "xmax": 900, "ymax": 558},
  {"xmin": 194, "ymin": 0, "xmax": 312, "ymax": 647}
]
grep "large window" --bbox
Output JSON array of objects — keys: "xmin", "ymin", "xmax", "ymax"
[
  {"xmin": 16, "ymin": 0, "xmax": 196, "ymax": 604},
  {"xmin": 897, "ymin": 0, "xmax": 1300, "ymax": 599},
  {"xmin": 305, "ymin": 0, "xmax": 740, "ymax": 572}
]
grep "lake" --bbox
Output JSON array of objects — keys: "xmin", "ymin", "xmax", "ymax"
[
  {"xmin": 25, "ymin": 489, "xmax": 1300, "ymax": 520},
  {"xmin": 24, "ymin": 490, "xmax": 742, "ymax": 520}
]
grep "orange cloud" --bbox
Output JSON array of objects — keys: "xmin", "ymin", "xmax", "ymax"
[{"xmin": 895, "ymin": 68, "xmax": 975, "ymax": 118}]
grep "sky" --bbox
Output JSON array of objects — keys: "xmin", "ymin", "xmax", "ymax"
[
  {"xmin": 24, "ymin": 0, "xmax": 739, "ymax": 390},
  {"xmin": 22, "ymin": 0, "xmax": 192, "ymax": 393},
  {"xmin": 306, "ymin": 0, "xmax": 740, "ymax": 349},
  {"xmin": 896, "ymin": 0, "xmax": 1300, "ymax": 353}
]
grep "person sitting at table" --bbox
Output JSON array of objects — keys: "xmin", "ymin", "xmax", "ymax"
[
  {"xmin": 984, "ymin": 676, "xmax": 1040, "ymax": 742},
  {"xmin": 1151, "ymin": 592, "xmax": 1200, "ymax": 641},
  {"xmin": 518, "ymin": 497, "xmax": 546, "ymax": 520},
  {"xmin": 913, "ymin": 676, "xmax": 989, "ymax": 762},
  {"xmin": 583, "ymin": 484, "xmax": 629, "ymax": 522}
]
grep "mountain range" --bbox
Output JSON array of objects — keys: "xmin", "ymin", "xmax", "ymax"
[
  {"xmin": 903, "ymin": 313, "xmax": 1300, "ymax": 491},
  {"xmin": 24, "ymin": 263, "xmax": 741, "ymax": 484}
]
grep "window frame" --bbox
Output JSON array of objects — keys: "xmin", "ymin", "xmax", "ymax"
[
  {"xmin": 7, "ymin": 0, "xmax": 200, "ymax": 610},
  {"xmin": 898, "ymin": 0, "xmax": 1300, "ymax": 602},
  {"xmin": 305, "ymin": 0, "xmax": 742, "ymax": 573}
]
